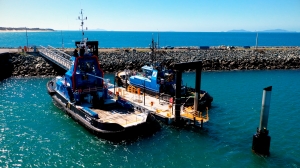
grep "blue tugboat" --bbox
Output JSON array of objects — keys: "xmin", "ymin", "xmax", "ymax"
[
  {"xmin": 116, "ymin": 37, "xmax": 213, "ymax": 110},
  {"xmin": 46, "ymin": 10, "xmax": 160, "ymax": 141}
]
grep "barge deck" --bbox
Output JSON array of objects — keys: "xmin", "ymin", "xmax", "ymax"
[{"xmin": 108, "ymin": 87, "xmax": 209, "ymax": 127}]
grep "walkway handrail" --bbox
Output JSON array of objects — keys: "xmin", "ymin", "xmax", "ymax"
[
  {"xmin": 39, "ymin": 45, "xmax": 72, "ymax": 70},
  {"xmin": 47, "ymin": 45, "xmax": 71, "ymax": 59}
]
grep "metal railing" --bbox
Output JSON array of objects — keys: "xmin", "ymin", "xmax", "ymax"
[
  {"xmin": 39, "ymin": 45, "xmax": 72, "ymax": 70},
  {"xmin": 47, "ymin": 46, "xmax": 71, "ymax": 60}
]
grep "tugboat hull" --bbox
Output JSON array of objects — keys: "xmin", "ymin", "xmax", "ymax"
[{"xmin": 47, "ymin": 80, "xmax": 160, "ymax": 141}]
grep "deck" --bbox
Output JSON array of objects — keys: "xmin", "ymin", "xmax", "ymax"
[
  {"xmin": 91, "ymin": 108, "xmax": 147, "ymax": 127},
  {"xmin": 108, "ymin": 87, "xmax": 209, "ymax": 126}
]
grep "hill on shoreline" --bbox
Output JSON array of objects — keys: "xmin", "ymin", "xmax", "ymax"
[{"xmin": 0, "ymin": 27, "xmax": 54, "ymax": 31}]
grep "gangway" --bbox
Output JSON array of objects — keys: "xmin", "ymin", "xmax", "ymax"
[{"xmin": 39, "ymin": 45, "xmax": 72, "ymax": 70}]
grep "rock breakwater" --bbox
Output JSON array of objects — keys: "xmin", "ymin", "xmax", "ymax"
[
  {"xmin": 1, "ymin": 47, "xmax": 299, "ymax": 80},
  {"xmin": 1, "ymin": 53, "xmax": 65, "ymax": 78},
  {"xmin": 97, "ymin": 48, "xmax": 300, "ymax": 72}
]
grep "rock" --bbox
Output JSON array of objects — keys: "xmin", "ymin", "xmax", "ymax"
[{"xmin": 2, "ymin": 47, "xmax": 300, "ymax": 79}]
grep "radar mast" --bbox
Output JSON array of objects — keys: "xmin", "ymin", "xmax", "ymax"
[{"xmin": 78, "ymin": 9, "xmax": 88, "ymax": 43}]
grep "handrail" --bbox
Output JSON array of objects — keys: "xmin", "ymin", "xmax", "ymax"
[
  {"xmin": 47, "ymin": 45, "xmax": 71, "ymax": 59},
  {"xmin": 39, "ymin": 45, "xmax": 72, "ymax": 70}
]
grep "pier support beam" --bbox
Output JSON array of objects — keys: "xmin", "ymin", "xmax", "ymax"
[
  {"xmin": 174, "ymin": 70, "xmax": 182, "ymax": 123},
  {"xmin": 194, "ymin": 68, "xmax": 202, "ymax": 112},
  {"xmin": 252, "ymin": 86, "xmax": 272, "ymax": 156},
  {"xmin": 174, "ymin": 61, "xmax": 203, "ymax": 126}
]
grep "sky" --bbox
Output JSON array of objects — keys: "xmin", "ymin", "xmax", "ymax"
[{"xmin": 1, "ymin": 0, "xmax": 299, "ymax": 32}]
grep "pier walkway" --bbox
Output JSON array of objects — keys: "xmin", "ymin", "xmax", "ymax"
[{"xmin": 39, "ymin": 45, "xmax": 72, "ymax": 70}]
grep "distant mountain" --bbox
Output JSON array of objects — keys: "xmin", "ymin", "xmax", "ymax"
[
  {"xmin": 227, "ymin": 29, "xmax": 251, "ymax": 32},
  {"xmin": 87, "ymin": 28, "xmax": 106, "ymax": 31},
  {"xmin": 259, "ymin": 29, "xmax": 294, "ymax": 32},
  {"xmin": 227, "ymin": 29, "xmax": 296, "ymax": 33}
]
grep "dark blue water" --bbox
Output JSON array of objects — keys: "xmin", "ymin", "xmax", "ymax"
[
  {"xmin": 1, "ymin": 70, "xmax": 300, "ymax": 167},
  {"xmin": 1, "ymin": 31, "xmax": 299, "ymax": 48}
]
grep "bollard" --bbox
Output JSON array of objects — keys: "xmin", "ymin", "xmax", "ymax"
[
  {"xmin": 168, "ymin": 104, "xmax": 172, "ymax": 113},
  {"xmin": 252, "ymin": 86, "xmax": 272, "ymax": 156},
  {"xmin": 118, "ymin": 88, "xmax": 122, "ymax": 96},
  {"xmin": 150, "ymin": 101, "xmax": 154, "ymax": 107},
  {"xmin": 206, "ymin": 107, "xmax": 209, "ymax": 120},
  {"xmin": 115, "ymin": 91, "xmax": 119, "ymax": 100},
  {"xmin": 137, "ymin": 88, "xmax": 141, "ymax": 102}
]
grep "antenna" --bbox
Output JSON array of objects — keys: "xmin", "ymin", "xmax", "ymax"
[
  {"xmin": 151, "ymin": 33, "xmax": 156, "ymax": 64},
  {"xmin": 255, "ymin": 32, "xmax": 258, "ymax": 49},
  {"xmin": 157, "ymin": 32, "xmax": 160, "ymax": 49},
  {"xmin": 78, "ymin": 9, "xmax": 87, "ymax": 42},
  {"xmin": 61, "ymin": 30, "xmax": 64, "ymax": 49},
  {"xmin": 26, "ymin": 27, "xmax": 28, "ymax": 49}
]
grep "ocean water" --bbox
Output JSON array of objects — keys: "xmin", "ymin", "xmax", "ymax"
[
  {"xmin": 0, "ymin": 31, "xmax": 300, "ymax": 48},
  {"xmin": 1, "ymin": 70, "xmax": 300, "ymax": 167}
]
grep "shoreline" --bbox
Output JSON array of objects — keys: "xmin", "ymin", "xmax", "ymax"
[
  {"xmin": 0, "ymin": 27, "xmax": 54, "ymax": 32},
  {"xmin": 0, "ymin": 30, "xmax": 55, "ymax": 32}
]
